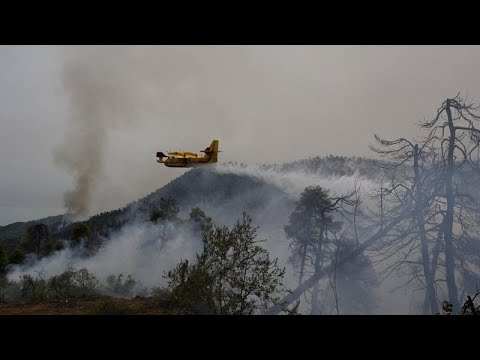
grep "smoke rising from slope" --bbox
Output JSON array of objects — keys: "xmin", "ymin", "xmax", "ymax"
[
  {"xmin": 10, "ymin": 163, "xmax": 419, "ymax": 313},
  {"xmin": 214, "ymin": 163, "xmax": 378, "ymax": 199},
  {"xmin": 8, "ymin": 164, "xmax": 387, "ymax": 311},
  {"xmin": 53, "ymin": 47, "xmax": 135, "ymax": 216},
  {"xmin": 7, "ymin": 221, "xmax": 202, "ymax": 290}
]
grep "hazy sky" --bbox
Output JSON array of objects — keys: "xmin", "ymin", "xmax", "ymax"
[{"xmin": 2, "ymin": 45, "xmax": 480, "ymax": 224}]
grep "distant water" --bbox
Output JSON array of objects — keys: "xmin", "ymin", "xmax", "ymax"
[{"xmin": 0, "ymin": 205, "xmax": 65, "ymax": 226}]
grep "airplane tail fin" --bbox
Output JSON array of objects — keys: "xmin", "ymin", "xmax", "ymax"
[{"xmin": 202, "ymin": 140, "xmax": 219, "ymax": 163}]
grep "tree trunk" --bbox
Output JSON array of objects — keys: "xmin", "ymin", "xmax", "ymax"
[
  {"xmin": 298, "ymin": 243, "xmax": 307, "ymax": 286},
  {"xmin": 380, "ymin": 188, "xmax": 384, "ymax": 230},
  {"xmin": 423, "ymin": 219, "xmax": 443, "ymax": 314},
  {"xmin": 413, "ymin": 145, "xmax": 438, "ymax": 314},
  {"xmin": 444, "ymin": 100, "xmax": 460, "ymax": 311},
  {"xmin": 430, "ymin": 220, "xmax": 443, "ymax": 281},
  {"xmin": 310, "ymin": 218, "xmax": 325, "ymax": 315},
  {"xmin": 310, "ymin": 252, "xmax": 321, "ymax": 314}
]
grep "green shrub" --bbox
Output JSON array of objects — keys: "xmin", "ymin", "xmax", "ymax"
[
  {"xmin": 20, "ymin": 274, "xmax": 48, "ymax": 302},
  {"xmin": 165, "ymin": 212, "xmax": 285, "ymax": 315},
  {"xmin": 48, "ymin": 267, "xmax": 99, "ymax": 302},
  {"xmin": 440, "ymin": 292, "xmax": 480, "ymax": 315},
  {"xmin": 105, "ymin": 274, "xmax": 137, "ymax": 297}
]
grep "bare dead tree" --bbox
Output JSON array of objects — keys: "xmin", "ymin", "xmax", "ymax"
[
  {"xmin": 419, "ymin": 94, "xmax": 480, "ymax": 311},
  {"xmin": 369, "ymin": 134, "xmax": 440, "ymax": 314},
  {"xmin": 268, "ymin": 95, "xmax": 480, "ymax": 315}
]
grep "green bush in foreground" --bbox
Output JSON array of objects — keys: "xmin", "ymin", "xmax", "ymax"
[
  {"xmin": 440, "ymin": 292, "xmax": 480, "ymax": 315},
  {"xmin": 165, "ymin": 212, "xmax": 285, "ymax": 315}
]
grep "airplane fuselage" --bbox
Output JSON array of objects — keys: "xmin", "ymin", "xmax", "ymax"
[
  {"xmin": 157, "ymin": 140, "xmax": 219, "ymax": 168},
  {"xmin": 159, "ymin": 156, "xmax": 215, "ymax": 168}
]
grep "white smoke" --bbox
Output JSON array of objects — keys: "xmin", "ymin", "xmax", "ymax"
[
  {"xmin": 7, "ymin": 221, "xmax": 202, "ymax": 291},
  {"xmin": 214, "ymin": 163, "xmax": 378, "ymax": 199},
  {"xmin": 7, "ymin": 163, "xmax": 415, "ymax": 313},
  {"xmin": 9, "ymin": 164, "xmax": 372, "ymax": 290}
]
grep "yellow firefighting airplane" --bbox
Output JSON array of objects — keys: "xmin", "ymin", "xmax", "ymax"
[{"xmin": 156, "ymin": 140, "xmax": 220, "ymax": 168}]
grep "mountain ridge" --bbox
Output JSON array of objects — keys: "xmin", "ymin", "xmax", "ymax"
[{"xmin": 0, "ymin": 155, "xmax": 383, "ymax": 254}]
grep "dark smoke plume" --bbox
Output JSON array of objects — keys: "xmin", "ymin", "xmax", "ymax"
[{"xmin": 53, "ymin": 47, "xmax": 139, "ymax": 217}]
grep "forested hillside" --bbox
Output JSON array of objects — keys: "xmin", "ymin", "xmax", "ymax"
[{"xmin": 2, "ymin": 95, "xmax": 480, "ymax": 317}]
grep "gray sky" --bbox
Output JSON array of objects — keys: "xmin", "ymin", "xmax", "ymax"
[{"xmin": 2, "ymin": 45, "xmax": 480, "ymax": 224}]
